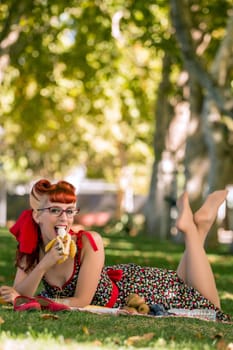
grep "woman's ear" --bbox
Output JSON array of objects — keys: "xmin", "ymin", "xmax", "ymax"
[{"xmin": 32, "ymin": 209, "xmax": 40, "ymax": 224}]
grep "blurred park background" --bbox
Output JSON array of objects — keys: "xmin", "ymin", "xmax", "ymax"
[{"xmin": 0, "ymin": 0, "xmax": 233, "ymax": 251}]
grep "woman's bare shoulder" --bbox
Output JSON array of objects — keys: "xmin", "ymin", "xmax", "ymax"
[{"xmin": 86, "ymin": 230, "xmax": 103, "ymax": 242}]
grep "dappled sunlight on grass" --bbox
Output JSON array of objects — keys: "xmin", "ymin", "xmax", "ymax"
[
  {"xmin": 0, "ymin": 333, "xmax": 108, "ymax": 350},
  {"xmin": 103, "ymin": 237, "xmax": 135, "ymax": 250},
  {"xmin": 103, "ymin": 235, "xmax": 191, "ymax": 262},
  {"xmin": 105, "ymin": 247, "xmax": 180, "ymax": 269},
  {"xmin": 221, "ymin": 291, "xmax": 233, "ymax": 300},
  {"xmin": 0, "ymin": 329, "xmax": 225, "ymax": 350},
  {"xmin": 208, "ymin": 254, "xmax": 222, "ymax": 263},
  {"xmin": 0, "ymin": 228, "xmax": 11, "ymax": 236},
  {"xmin": 103, "ymin": 235, "xmax": 182, "ymax": 267},
  {"xmin": 219, "ymin": 291, "xmax": 233, "ymax": 314},
  {"xmin": 105, "ymin": 248, "xmax": 150, "ymax": 257},
  {"xmin": 208, "ymin": 254, "xmax": 233, "ymax": 265},
  {"xmin": 105, "ymin": 248, "xmax": 179, "ymax": 260}
]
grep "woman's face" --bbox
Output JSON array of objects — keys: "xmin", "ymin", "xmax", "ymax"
[{"xmin": 33, "ymin": 198, "xmax": 77, "ymax": 245}]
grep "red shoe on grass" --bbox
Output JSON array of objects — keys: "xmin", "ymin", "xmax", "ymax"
[
  {"xmin": 35, "ymin": 296, "xmax": 71, "ymax": 311},
  {"xmin": 14, "ymin": 296, "xmax": 41, "ymax": 311},
  {"xmin": 14, "ymin": 295, "xmax": 71, "ymax": 312}
]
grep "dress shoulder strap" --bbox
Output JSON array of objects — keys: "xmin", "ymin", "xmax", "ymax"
[
  {"xmin": 76, "ymin": 230, "xmax": 98, "ymax": 251},
  {"xmin": 75, "ymin": 230, "xmax": 98, "ymax": 264}
]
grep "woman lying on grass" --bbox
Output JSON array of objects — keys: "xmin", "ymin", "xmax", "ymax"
[{"xmin": 0, "ymin": 178, "xmax": 231, "ymax": 321}]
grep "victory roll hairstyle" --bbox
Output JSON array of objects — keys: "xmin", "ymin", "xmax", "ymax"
[{"xmin": 30, "ymin": 179, "xmax": 77, "ymax": 210}]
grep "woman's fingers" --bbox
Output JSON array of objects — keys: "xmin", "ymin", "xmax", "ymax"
[{"xmin": 0, "ymin": 286, "xmax": 20, "ymax": 303}]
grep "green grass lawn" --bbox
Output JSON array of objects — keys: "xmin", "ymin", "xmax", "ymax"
[{"xmin": 0, "ymin": 226, "xmax": 233, "ymax": 350}]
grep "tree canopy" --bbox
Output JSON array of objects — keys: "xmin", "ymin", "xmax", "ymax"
[
  {"xmin": 0, "ymin": 0, "xmax": 233, "ymax": 241},
  {"xmin": 0, "ymin": 0, "xmax": 164, "ymax": 190}
]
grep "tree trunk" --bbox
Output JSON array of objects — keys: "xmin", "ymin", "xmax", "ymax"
[
  {"xmin": 144, "ymin": 53, "xmax": 174, "ymax": 238},
  {"xmin": 184, "ymin": 77, "xmax": 209, "ymax": 209},
  {"xmin": 0, "ymin": 174, "xmax": 7, "ymax": 227},
  {"xmin": 170, "ymin": 0, "xmax": 233, "ymax": 250}
]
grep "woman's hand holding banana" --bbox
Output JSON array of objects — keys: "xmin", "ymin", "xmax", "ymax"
[{"xmin": 45, "ymin": 227, "xmax": 77, "ymax": 264}]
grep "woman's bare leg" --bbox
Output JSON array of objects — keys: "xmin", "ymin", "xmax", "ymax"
[
  {"xmin": 176, "ymin": 192, "xmax": 220, "ymax": 308},
  {"xmin": 177, "ymin": 190, "xmax": 228, "ymax": 281},
  {"xmin": 193, "ymin": 190, "xmax": 228, "ymax": 241}
]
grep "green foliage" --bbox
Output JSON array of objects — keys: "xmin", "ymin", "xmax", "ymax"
[
  {"xmin": 0, "ymin": 0, "xmax": 232, "ymax": 194},
  {"xmin": 0, "ymin": 0, "xmax": 161, "ymax": 187}
]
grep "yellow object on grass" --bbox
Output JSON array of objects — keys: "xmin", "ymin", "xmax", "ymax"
[{"xmin": 0, "ymin": 296, "xmax": 7, "ymax": 304}]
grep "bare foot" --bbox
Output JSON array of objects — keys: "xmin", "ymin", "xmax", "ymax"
[
  {"xmin": 194, "ymin": 190, "xmax": 228, "ymax": 242},
  {"xmin": 176, "ymin": 192, "xmax": 196, "ymax": 234}
]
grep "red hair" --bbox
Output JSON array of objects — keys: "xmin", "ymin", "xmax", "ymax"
[{"xmin": 30, "ymin": 179, "xmax": 77, "ymax": 209}]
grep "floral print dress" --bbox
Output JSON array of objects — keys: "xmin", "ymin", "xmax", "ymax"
[{"xmin": 40, "ymin": 230, "xmax": 230, "ymax": 322}]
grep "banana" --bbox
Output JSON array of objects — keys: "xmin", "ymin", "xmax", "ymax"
[
  {"xmin": 45, "ymin": 238, "xmax": 57, "ymax": 252},
  {"xmin": 69, "ymin": 240, "xmax": 76, "ymax": 258},
  {"xmin": 45, "ymin": 227, "xmax": 77, "ymax": 264}
]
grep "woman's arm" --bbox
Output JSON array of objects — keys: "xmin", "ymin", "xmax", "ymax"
[
  {"xmin": 56, "ymin": 231, "xmax": 105, "ymax": 308},
  {"xmin": 74, "ymin": 231, "xmax": 105, "ymax": 306},
  {"xmin": 13, "ymin": 243, "xmax": 64, "ymax": 297}
]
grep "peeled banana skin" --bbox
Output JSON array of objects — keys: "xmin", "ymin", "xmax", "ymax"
[
  {"xmin": 45, "ymin": 238, "xmax": 57, "ymax": 252},
  {"xmin": 45, "ymin": 233, "xmax": 77, "ymax": 264},
  {"xmin": 69, "ymin": 240, "xmax": 76, "ymax": 258}
]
